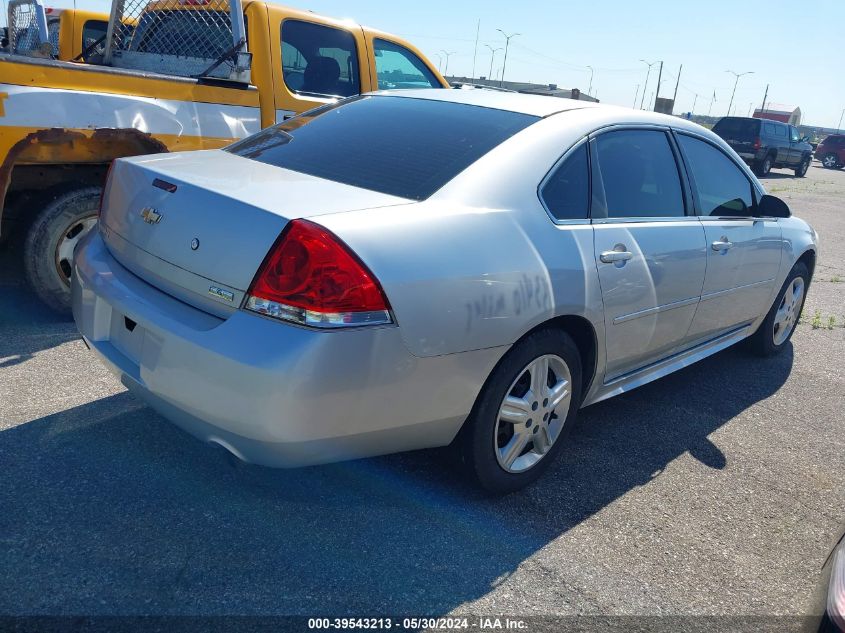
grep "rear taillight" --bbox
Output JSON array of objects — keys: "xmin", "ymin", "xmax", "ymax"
[
  {"xmin": 753, "ymin": 137, "xmax": 762, "ymax": 150},
  {"xmin": 98, "ymin": 160, "xmax": 115, "ymax": 218},
  {"xmin": 245, "ymin": 219, "xmax": 392, "ymax": 328}
]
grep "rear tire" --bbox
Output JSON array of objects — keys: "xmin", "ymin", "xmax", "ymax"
[
  {"xmin": 746, "ymin": 262, "xmax": 809, "ymax": 357},
  {"xmin": 460, "ymin": 329, "xmax": 582, "ymax": 495},
  {"xmin": 794, "ymin": 155, "xmax": 810, "ymax": 177},
  {"xmin": 23, "ymin": 186, "xmax": 101, "ymax": 314},
  {"xmin": 821, "ymin": 153, "xmax": 841, "ymax": 169},
  {"xmin": 754, "ymin": 153, "xmax": 774, "ymax": 177}
]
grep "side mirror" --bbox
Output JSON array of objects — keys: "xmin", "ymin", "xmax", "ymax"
[{"xmin": 757, "ymin": 194, "xmax": 791, "ymax": 218}]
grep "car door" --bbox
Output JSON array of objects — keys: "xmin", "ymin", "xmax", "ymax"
[
  {"xmin": 268, "ymin": 6, "xmax": 373, "ymax": 123},
  {"xmin": 675, "ymin": 132, "xmax": 783, "ymax": 342},
  {"xmin": 773, "ymin": 122, "xmax": 791, "ymax": 165},
  {"xmin": 788, "ymin": 125, "xmax": 803, "ymax": 165},
  {"xmin": 590, "ymin": 128, "xmax": 707, "ymax": 381}
]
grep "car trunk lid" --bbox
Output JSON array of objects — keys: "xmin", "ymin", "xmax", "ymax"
[{"xmin": 99, "ymin": 151, "xmax": 411, "ymax": 316}]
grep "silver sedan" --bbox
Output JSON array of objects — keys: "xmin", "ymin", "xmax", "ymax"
[{"xmin": 72, "ymin": 89, "xmax": 817, "ymax": 493}]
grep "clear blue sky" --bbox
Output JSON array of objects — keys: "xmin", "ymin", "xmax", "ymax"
[{"xmin": 15, "ymin": 0, "xmax": 845, "ymax": 128}]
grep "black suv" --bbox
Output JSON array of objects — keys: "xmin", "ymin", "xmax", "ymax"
[{"xmin": 712, "ymin": 116, "xmax": 813, "ymax": 177}]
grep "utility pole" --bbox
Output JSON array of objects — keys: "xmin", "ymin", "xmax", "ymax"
[
  {"xmin": 485, "ymin": 44, "xmax": 502, "ymax": 82},
  {"xmin": 708, "ymin": 90, "xmax": 716, "ymax": 117},
  {"xmin": 496, "ymin": 29, "xmax": 520, "ymax": 87},
  {"xmin": 671, "ymin": 64, "xmax": 682, "ymax": 110},
  {"xmin": 691, "ymin": 93, "xmax": 698, "ymax": 115},
  {"xmin": 726, "ymin": 69, "xmax": 754, "ymax": 116},
  {"xmin": 760, "ymin": 83, "xmax": 769, "ymax": 115},
  {"xmin": 838, "ymin": 108, "xmax": 845, "ymax": 134},
  {"xmin": 633, "ymin": 84, "xmax": 640, "ymax": 109},
  {"xmin": 440, "ymin": 50, "xmax": 455, "ymax": 76},
  {"xmin": 639, "ymin": 59, "xmax": 659, "ymax": 109},
  {"xmin": 471, "ymin": 19, "xmax": 480, "ymax": 79},
  {"xmin": 587, "ymin": 65, "xmax": 594, "ymax": 97},
  {"xmin": 652, "ymin": 61, "xmax": 664, "ymax": 111},
  {"xmin": 435, "ymin": 53, "xmax": 442, "ymax": 74}
]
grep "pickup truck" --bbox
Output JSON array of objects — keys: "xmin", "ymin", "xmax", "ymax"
[
  {"xmin": 0, "ymin": 0, "xmax": 447, "ymax": 312},
  {"xmin": 712, "ymin": 116, "xmax": 814, "ymax": 178},
  {"xmin": 35, "ymin": 7, "xmax": 109, "ymax": 60}
]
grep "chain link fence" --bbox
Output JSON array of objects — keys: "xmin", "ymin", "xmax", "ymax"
[
  {"xmin": 105, "ymin": 0, "xmax": 248, "ymax": 80},
  {"xmin": 7, "ymin": 0, "xmax": 49, "ymax": 56}
]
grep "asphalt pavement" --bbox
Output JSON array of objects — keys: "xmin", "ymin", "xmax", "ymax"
[{"xmin": 0, "ymin": 163, "xmax": 843, "ymax": 621}]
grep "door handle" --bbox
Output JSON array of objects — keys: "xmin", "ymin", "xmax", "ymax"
[
  {"xmin": 600, "ymin": 250, "xmax": 633, "ymax": 264},
  {"xmin": 711, "ymin": 239, "xmax": 733, "ymax": 252}
]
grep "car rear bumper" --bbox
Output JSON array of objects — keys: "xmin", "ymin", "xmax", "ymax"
[{"xmin": 72, "ymin": 231, "xmax": 505, "ymax": 467}]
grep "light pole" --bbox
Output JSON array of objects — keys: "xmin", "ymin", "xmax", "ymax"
[
  {"xmin": 496, "ymin": 29, "xmax": 520, "ymax": 87},
  {"xmin": 440, "ymin": 50, "xmax": 455, "ymax": 77},
  {"xmin": 484, "ymin": 44, "xmax": 502, "ymax": 82},
  {"xmin": 435, "ymin": 53, "xmax": 443, "ymax": 74},
  {"xmin": 587, "ymin": 65, "xmax": 594, "ymax": 97},
  {"xmin": 691, "ymin": 93, "xmax": 698, "ymax": 115},
  {"xmin": 639, "ymin": 59, "xmax": 659, "ymax": 109},
  {"xmin": 632, "ymin": 84, "xmax": 640, "ymax": 109},
  {"xmin": 726, "ymin": 70, "xmax": 754, "ymax": 117},
  {"xmin": 838, "ymin": 108, "xmax": 845, "ymax": 134}
]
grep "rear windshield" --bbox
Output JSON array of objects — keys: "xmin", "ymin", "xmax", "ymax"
[
  {"xmin": 226, "ymin": 96, "xmax": 538, "ymax": 200},
  {"xmin": 712, "ymin": 117, "xmax": 760, "ymax": 141}
]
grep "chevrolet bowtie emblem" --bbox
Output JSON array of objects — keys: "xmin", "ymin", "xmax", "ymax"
[{"xmin": 141, "ymin": 207, "xmax": 162, "ymax": 224}]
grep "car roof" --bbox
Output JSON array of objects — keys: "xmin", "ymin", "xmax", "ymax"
[{"xmin": 372, "ymin": 88, "xmax": 604, "ymax": 118}]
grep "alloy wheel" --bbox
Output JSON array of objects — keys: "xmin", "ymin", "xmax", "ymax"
[
  {"xmin": 773, "ymin": 276, "xmax": 805, "ymax": 346},
  {"xmin": 822, "ymin": 154, "xmax": 839, "ymax": 169},
  {"xmin": 494, "ymin": 354, "xmax": 572, "ymax": 473}
]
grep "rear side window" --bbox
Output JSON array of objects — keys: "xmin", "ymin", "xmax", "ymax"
[
  {"xmin": 227, "ymin": 96, "xmax": 538, "ymax": 200},
  {"xmin": 541, "ymin": 143, "xmax": 589, "ymax": 221},
  {"xmin": 373, "ymin": 39, "xmax": 441, "ymax": 89},
  {"xmin": 713, "ymin": 118, "xmax": 759, "ymax": 141},
  {"xmin": 677, "ymin": 135, "xmax": 754, "ymax": 216},
  {"xmin": 281, "ymin": 20, "xmax": 360, "ymax": 98},
  {"xmin": 593, "ymin": 130, "xmax": 685, "ymax": 218}
]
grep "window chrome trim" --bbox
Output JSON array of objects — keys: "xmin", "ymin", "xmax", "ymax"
[
  {"xmin": 591, "ymin": 216, "xmax": 702, "ymax": 225},
  {"xmin": 536, "ymin": 135, "xmax": 591, "ymax": 226}
]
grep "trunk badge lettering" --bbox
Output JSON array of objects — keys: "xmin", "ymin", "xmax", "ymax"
[
  {"xmin": 140, "ymin": 207, "xmax": 162, "ymax": 225},
  {"xmin": 209, "ymin": 286, "xmax": 234, "ymax": 302}
]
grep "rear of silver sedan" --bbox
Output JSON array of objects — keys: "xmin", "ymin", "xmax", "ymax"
[{"xmin": 71, "ymin": 95, "xmax": 539, "ymax": 468}]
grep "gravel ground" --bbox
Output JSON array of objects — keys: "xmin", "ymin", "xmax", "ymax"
[{"xmin": 0, "ymin": 162, "xmax": 843, "ymax": 621}]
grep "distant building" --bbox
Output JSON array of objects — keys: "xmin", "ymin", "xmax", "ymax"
[
  {"xmin": 753, "ymin": 104, "xmax": 801, "ymax": 126},
  {"xmin": 445, "ymin": 76, "xmax": 599, "ymax": 102}
]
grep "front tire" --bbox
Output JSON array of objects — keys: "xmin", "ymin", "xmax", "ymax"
[
  {"xmin": 23, "ymin": 186, "xmax": 101, "ymax": 314},
  {"xmin": 794, "ymin": 155, "xmax": 810, "ymax": 177},
  {"xmin": 746, "ymin": 262, "xmax": 809, "ymax": 357},
  {"xmin": 460, "ymin": 329, "xmax": 582, "ymax": 494}
]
